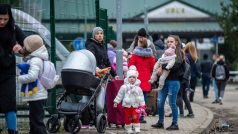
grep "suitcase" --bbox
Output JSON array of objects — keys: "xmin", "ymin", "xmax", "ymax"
[
  {"xmin": 106, "ymin": 80, "xmax": 125, "ymax": 127},
  {"xmin": 146, "ymin": 91, "xmax": 158, "ymax": 116}
]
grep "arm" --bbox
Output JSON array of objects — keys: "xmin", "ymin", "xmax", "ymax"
[
  {"xmin": 128, "ymin": 54, "xmax": 136, "ymax": 67},
  {"xmin": 114, "ymin": 85, "xmax": 126, "ymax": 104},
  {"xmin": 225, "ymin": 65, "xmax": 230, "ymax": 81},
  {"xmin": 127, "ymin": 41, "xmax": 136, "ymax": 55},
  {"xmin": 162, "ymin": 59, "xmax": 183, "ymax": 71},
  {"xmin": 18, "ymin": 58, "xmax": 42, "ymax": 84},
  {"xmin": 138, "ymin": 87, "xmax": 145, "ymax": 106},
  {"xmin": 15, "ymin": 25, "xmax": 26, "ymax": 46},
  {"xmin": 166, "ymin": 58, "xmax": 176, "ymax": 70},
  {"xmin": 150, "ymin": 61, "xmax": 160, "ymax": 82}
]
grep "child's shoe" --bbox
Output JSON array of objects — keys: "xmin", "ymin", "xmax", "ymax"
[
  {"xmin": 134, "ymin": 123, "xmax": 140, "ymax": 133},
  {"xmin": 125, "ymin": 124, "xmax": 133, "ymax": 134}
]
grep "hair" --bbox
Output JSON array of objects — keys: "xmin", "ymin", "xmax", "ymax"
[
  {"xmin": 184, "ymin": 42, "xmax": 198, "ymax": 62},
  {"xmin": 0, "ymin": 4, "xmax": 14, "ymax": 32},
  {"xmin": 219, "ymin": 54, "xmax": 225, "ymax": 62},
  {"xmin": 168, "ymin": 35, "xmax": 184, "ymax": 61}
]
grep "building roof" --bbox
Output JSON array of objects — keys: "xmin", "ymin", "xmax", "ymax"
[{"xmin": 100, "ymin": 0, "xmax": 230, "ymax": 19}]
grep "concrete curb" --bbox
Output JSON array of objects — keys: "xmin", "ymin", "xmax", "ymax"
[{"xmin": 192, "ymin": 103, "xmax": 214, "ymax": 134}]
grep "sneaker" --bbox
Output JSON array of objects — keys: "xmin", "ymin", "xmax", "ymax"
[
  {"xmin": 139, "ymin": 120, "xmax": 147, "ymax": 123},
  {"xmin": 166, "ymin": 124, "xmax": 179, "ymax": 130},
  {"xmin": 212, "ymin": 100, "xmax": 219, "ymax": 104},
  {"xmin": 151, "ymin": 122, "xmax": 164, "ymax": 128},
  {"xmin": 186, "ymin": 113, "xmax": 194, "ymax": 118}
]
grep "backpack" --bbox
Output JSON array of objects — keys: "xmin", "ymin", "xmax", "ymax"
[
  {"xmin": 215, "ymin": 64, "xmax": 226, "ymax": 80},
  {"xmin": 182, "ymin": 62, "xmax": 191, "ymax": 82},
  {"xmin": 39, "ymin": 60, "xmax": 59, "ymax": 89}
]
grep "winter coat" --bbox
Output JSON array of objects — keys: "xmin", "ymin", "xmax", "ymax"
[
  {"xmin": 18, "ymin": 46, "xmax": 48, "ymax": 102},
  {"xmin": 0, "ymin": 25, "xmax": 25, "ymax": 113},
  {"xmin": 114, "ymin": 83, "xmax": 145, "ymax": 108},
  {"xmin": 127, "ymin": 38, "xmax": 157, "ymax": 58},
  {"xmin": 107, "ymin": 47, "xmax": 116, "ymax": 65},
  {"xmin": 128, "ymin": 47, "xmax": 155, "ymax": 92},
  {"xmin": 85, "ymin": 38, "xmax": 116, "ymax": 76},
  {"xmin": 200, "ymin": 59, "xmax": 213, "ymax": 78}
]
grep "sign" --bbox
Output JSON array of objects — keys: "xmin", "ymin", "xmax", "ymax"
[{"xmin": 141, "ymin": 1, "xmax": 210, "ymax": 19}]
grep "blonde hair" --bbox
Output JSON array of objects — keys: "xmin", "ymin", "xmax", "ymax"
[{"xmin": 184, "ymin": 42, "xmax": 198, "ymax": 62}]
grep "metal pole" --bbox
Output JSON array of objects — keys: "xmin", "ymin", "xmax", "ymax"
[
  {"xmin": 144, "ymin": 0, "xmax": 149, "ymax": 32},
  {"xmin": 116, "ymin": 0, "xmax": 123, "ymax": 79},
  {"xmin": 95, "ymin": 0, "xmax": 100, "ymax": 27},
  {"xmin": 49, "ymin": 0, "xmax": 56, "ymax": 114},
  {"xmin": 216, "ymin": 43, "xmax": 218, "ymax": 55}
]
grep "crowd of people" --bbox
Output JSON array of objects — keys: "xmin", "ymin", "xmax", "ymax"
[{"xmin": 0, "ymin": 3, "xmax": 231, "ymax": 134}]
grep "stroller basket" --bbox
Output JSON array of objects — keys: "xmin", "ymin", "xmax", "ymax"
[{"xmin": 61, "ymin": 69, "xmax": 100, "ymax": 95}]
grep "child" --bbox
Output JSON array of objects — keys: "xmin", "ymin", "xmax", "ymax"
[
  {"xmin": 18, "ymin": 35, "xmax": 48, "ymax": 134},
  {"xmin": 114, "ymin": 65, "xmax": 145, "ymax": 134},
  {"xmin": 149, "ymin": 44, "xmax": 176, "ymax": 91}
]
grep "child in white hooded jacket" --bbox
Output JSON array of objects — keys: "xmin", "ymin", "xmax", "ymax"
[
  {"xmin": 114, "ymin": 65, "xmax": 145, "ymax": 134},
  {"xmin": 18, "ymin": 35, "xmax": 48, "ymax": 134}
]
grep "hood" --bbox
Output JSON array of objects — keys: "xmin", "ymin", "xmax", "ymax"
[
  {"xmin": 29, "ymin": 45, "xmax": 49, "ymax": 60},
  {"xmin": 86, "ymin": 38, "xmax": 104, "ymax": 45},
  {"xmin": 133, "ymin": 46, "xmax": 152, "ymax": 57}
]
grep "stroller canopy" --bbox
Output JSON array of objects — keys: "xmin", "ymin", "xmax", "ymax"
[{"xmin": 62, "ymin": 50, "xmax": 96, "ymax": 75}]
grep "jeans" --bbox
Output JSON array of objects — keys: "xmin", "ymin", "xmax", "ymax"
[
  {"xmin": 202, "ymin": 75, "xmax": 211, "ymax": 97},
  {"xmin": 157, "ymin": 80, "xmax": 180, "ymax": 125},
  {"xmin": 212, "ymin": 79, "xmax": 218, "ymax": 101},
  {"xmin": 216, "ymin": 80, "xmax": 226, "ymax": 99}
]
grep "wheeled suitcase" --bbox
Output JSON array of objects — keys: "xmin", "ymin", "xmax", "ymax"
[
  {"xmin": 146, "ymin": 90, "xmax": 158, "ymax": 116},
  {"xmin": 106, "ymin": 80, "xmax": 125, "ymax": 127}
]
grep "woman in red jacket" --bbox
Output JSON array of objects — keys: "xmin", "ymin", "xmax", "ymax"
[{"xmin": 128, "ymin": 28, "xmax": 156, "ymax": 123}]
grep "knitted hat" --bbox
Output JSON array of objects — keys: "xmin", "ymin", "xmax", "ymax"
[
  {"xmin": 164, "ymin": 47, "xmax": 175, "ymax": 56},
  {"xmin": 137, "ymin": 28, "xmax": 147, "ymax": 37},
  {"xmin": 92, "ymin": 27, "xmax": 104, "ymax": 38},
  {"xmin": 23, "ymin": 35, "xmax": 44, "ymax": 53},
  {"xmin": 127, "ymin": 65, "xmax": 138, "ymax": 78}
]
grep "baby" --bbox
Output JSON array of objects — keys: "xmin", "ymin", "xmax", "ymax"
[{"xmin": 149, "ymin": 44, "xmax": 176, "ymax": 91}]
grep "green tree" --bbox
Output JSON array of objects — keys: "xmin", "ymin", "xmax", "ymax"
[{"xmin": 217, "ymin": 0, "xmax": 238, "ymax": 70}]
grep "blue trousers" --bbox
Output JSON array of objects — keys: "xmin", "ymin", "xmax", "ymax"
[{"xmin": 157, "ymin": 80, "xmax": 180, "ymax": 125}]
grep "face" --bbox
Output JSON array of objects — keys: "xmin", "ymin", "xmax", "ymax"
[
  {"xmin": 94, "ymin": 31, "xmax": 104, "ymax": 43},
  {"xmin": 138, "ymin": 36, "xmax": 147, "ymax": 44},
  {"xmin": 128, "ymin": 76, "xmax": 136, "ymax": 85},
  {"xmin": 0, "ymin": 14, "xmax": 9, "ymax": 28},
  {"xmin": 166, "ymin": 37, "xmax": 177, "ymax": 48}
]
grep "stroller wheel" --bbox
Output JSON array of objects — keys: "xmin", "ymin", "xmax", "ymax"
[
  {"xmin": 96, "ymin": 113, "xmax": 107, "ymax": 133},
  {"xmin": 46, "ymin": 115, "xmax": 61, "ymax": 133},
  {"xmin": 67, "ymin": 117, "xmax": 81, "ymax": 134},
  {"xmin": 63, "ymin": 116, "xmax": 73, "ymax": 132}
]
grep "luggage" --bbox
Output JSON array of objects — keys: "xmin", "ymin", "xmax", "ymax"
[
  {"xmin": 106, "ymin": 80, "xmax": 125, "ymax": 127},
  {"xmin": 146, "ymin": 91, "xmax": 157, "ymax": 116}
]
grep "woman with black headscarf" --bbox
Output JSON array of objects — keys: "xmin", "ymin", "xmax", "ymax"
[{"xmin": 0, "ymin": 4, "xmax": 26, "ymax": 134}]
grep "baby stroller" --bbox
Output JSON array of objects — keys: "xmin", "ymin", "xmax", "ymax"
[{"xmin": 46, "ymin": 50, "xmax": 110, "ymax": 134}]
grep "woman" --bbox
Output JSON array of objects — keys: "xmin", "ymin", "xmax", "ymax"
[
  {"xmin": 85, "ymin": 27, "xmax": 116, "ymax": 113},
  {"xmin": 211, "ymin": 55, "xmax": 229, "ymax": 105},
  {"xmin": 0, "ymin": 4, "xmax": 26, "ymax": 134},
  {"xmin": 151, "ymin": 35, "xmax": 184, "ymax": 130},
  {"xmin": 128, "ymin": 28, "xmax": 156, "ymax": 123},
  {"xmin": 180, "ymin": 42, "xmax": 199, "ymax": 117}
]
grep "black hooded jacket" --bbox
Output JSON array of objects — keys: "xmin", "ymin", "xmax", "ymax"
[{"xmin": 85, "ymin": 38, "xmax": 116, "ymax": 77}]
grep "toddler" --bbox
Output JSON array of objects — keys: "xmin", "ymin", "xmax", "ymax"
[{"xmin": 114, "ymin": 65, "xmax": 145, "ymax": 134}]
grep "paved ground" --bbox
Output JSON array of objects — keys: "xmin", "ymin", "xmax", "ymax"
[
  {"xmin": 194, "ymin": 84, "xmax": 238, "ymax": 133},
  {"xmin": 57, "ymin": 87, "xmax": 214, "ymax": 134}
]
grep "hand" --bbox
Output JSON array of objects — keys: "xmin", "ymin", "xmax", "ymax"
[
  {"xmin": 114, "ymin": 76, "xmax": 120, "ymax": 80},
  {"xmin": 148, "ymin": 79, "xmax": 153, "ymax": 83},
  {"xmin": 157, "ymin": 66, "xmax": 163, "ymax": 76},
  {"xmin": 12, "ymin": 44, "xmax": 23, "ymax": 53},
  {"xmin": 114, "ymin": 103, "xmax": 118, "ymax": 108}
]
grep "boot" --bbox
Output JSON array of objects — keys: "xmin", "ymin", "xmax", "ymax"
[
  {"xmin": 125, "ymin": 124, "xmax": 133, "ymax": 134},
  {"xmin": 8, "ymin": 129, "xmax": 18, "ymax": 134},
  {"xmin": 134, "ymin": 123, "xmax": 140, "ymax": 133}
]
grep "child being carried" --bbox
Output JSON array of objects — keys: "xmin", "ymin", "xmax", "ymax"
[{"xmin": 149, "ymin": 44, "xmax": 176, "ymax": 91}]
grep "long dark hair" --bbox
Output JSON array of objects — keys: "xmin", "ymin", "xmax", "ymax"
[{"xmin": 0, "ymin": 4, "xmax": 15, "ymax": 32}]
